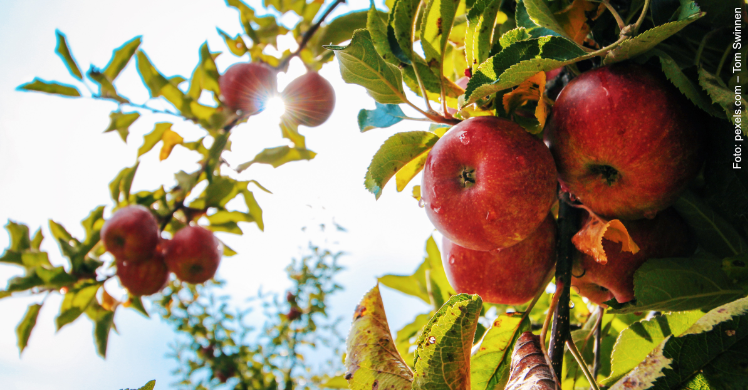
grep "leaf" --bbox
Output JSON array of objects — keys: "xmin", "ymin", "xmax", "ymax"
[
  {"xmin": 125, "ymin": 294, "xmax": 149, "ymax": 318},
  {"xmin": 367, "ymin": 2, "xmax": 399, "ymax": 65},
  {"xmin": 55, "ymin": 281, "xmax": 102, "ymax": 331},
  {"xmin": 505, "ymin": 332, "xmax": 555, "ymax": 390},
  {"xmin": 609, "ymin": 296, "xmax": 748, "ymax": 390},
  {"xmin": 16, "ymin": 303, "xmax": 42, "ymax": 354},
  {"xmin": 279, "ymin": 118, "xmax": 305, "ymax": 148},
  {"xmin": 420, "ymin": 0, "xmax": 460, "ymax": 66},
  {"xmin": 320, "ymin": 375, "xmax": 349, "ymax": 389},
  {"xmin": 602, "ymin": 311, "xmax": 704, "ymax": 386},
  {"xmin": 522, "ymin": 0, "xmax": 571, "ymax": 40},
  {"xmin": 137, "ymin": 122, "xmax": 170, "ymax": 157},
  {"xmin": 103, "ymin": 36, "xmax": 142, "ymax": 81},
  {"xmin": 654, "ymin": 50, "xmax": 723, "ymax": 117},
  {"xmin": 498, "ymin": 28, "xmax": 532, "ymax": 49},
  {"xmin": 109, "ymin": 162, "xmax": 140, "ymax": 203},
  {"xmin": 241, "ymin": 188, "xmax": 264, "ymax": 231},
  {"xmin": 699, "ymin": 68, "xmax": 748, "ymax": 128},
  {"xmin": 135, "ymin": 50, "xmax": 189, "ymax": 114},
  {"xmin": 471, "ymin": 313, "xmax": 532, "ymax": 390},
  {"xmin": 501, "ymin": 72, "xmax": 549, "ymax": 134},
  {"xmin": 395, "ymin": 312, "xmax": 432, "ymax": 368},
  {"xmin": 364, "ymin": 131, "xmax": 439, "ymax": 199},
  {"xmin": 391, "ymin": 0, "xmax": 419, "ymax": 62},
  {"xmin": 236, "ymin": 146, "xmax": 317, "ymax": 172},
  {"xmin": 572, "ymin": 215, "xmax": 640, "ymax": 265},
  {"xmin": 412, "ymin": 185, "xmax": 421, "ymax": 201},
  {"xmin": 674, "ymin": 190, "xmax": 747, "ymax": 257},
  {"xmin": 602, "ymin": 11, "xmax": 704, "ymax": 65},
  {"xmin": 55, "ymin": 30, "xmax": 82, "ymax": 80},
  {"xmin": 553, "ymin": 0, "xmax": 596, "ymax": 46},
  {"xmin": 327, "ymin": 29, "xmax": 406, "ymax": 104},
  {"xmin": 88, "ymin": 68, "xmax": 128, "ymax": 104},
  {"xmin": 187, "ymin": 43, "xmax": 220, "ymax": 100},
  {"xmin": 104, "ymin": 111, "xmax": 140, "ymax": 143},
  {"xmin": 344, "ymin": 285, "xmax": 414, "ymax": 390},
  {"xmin": 357, "ymin": 102, "xmax": 406, "ymax": 132},
  {"xmin": 132, "ymin": 380, "xmax": 156, "ymax": 390},
  {"xmin": 217, "ymin": 28, "xmax": 247, "ymax": 56},
  {"xmin": 466, "ymin": 0, "xmax": 503, "ymax": 68},
  {"xmin": 395, "ymin": 148, "xmax": 430, "ymax": 192},
  {"xmin": 606, "ymin": 258, "xmax": 745, "ymax": 314},
  {"xmin": 412, "ymin": 294, "xmax": 483, "ymax": 390},
  {"xmin": 17, "ymin": 78, "xmax": 81, "ymax": 97},
  {"xmin": 313, "ymin": 10, "xmax": 376, "ymax": 57},
  {"xmin": 159, "ymin": 128, "xmax": 184, "ymax": 161}
]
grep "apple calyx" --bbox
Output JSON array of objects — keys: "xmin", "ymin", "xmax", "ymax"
[
  {"xmin": 589, "ymin": 164, "xmax": 619, "ymax": 186},
  {"xmin": 459, "ymin": 167, "xmax": 476, "ymax": 188}
]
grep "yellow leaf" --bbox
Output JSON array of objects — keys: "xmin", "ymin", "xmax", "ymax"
[
  {"xmin": 159, "ymin": 129, "xmax": 184, "ymax": 161},
  {"xmin": 554, "ymin": 0, "xmax": 597, "ymax": 45},
  {"xmin": 572, "ymin": 213, "xmax": 640, "ymax": 264},
  {"xmin": 101, "ymin": 288, "xmax": 119, "ymax": 311},
  {"xmin": 395, "ymin": 148, "xmax": 431, "ymax": 192},
  {"xmin": 502, "ymin": 72, "xmax": 549, "ymax": 131},
  {"xmin": 412, "ymin": 185, "xmax": 421, "ymax": 201}
]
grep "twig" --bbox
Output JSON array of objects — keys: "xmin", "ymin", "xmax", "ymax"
[
  {"xmin": 567, "ymin": 339, "xmax": 601, "ymax": 390},
  {"xmin": 591, "ymin": 306, "xmax": 604, "ymax": 385},
  {"xmin": 540, "ymin": 291, "xmax": 563, "ymax": 390},
  {"xmin": 601, "ymin": 0, "xmax": 626, "ymax": 32},
  {"xmin": 632, "ymin": 0, "xmax": 651, "ymax": 35},
  {"xmin": 277, "ymin": 0, "xmax": 347, "ymax": 71}
]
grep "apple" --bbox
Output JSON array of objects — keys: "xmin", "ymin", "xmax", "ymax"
[
  {"xmin": 546, "ymin": 63, "xmax": 704, "ymax": 220},
  {"xmin": 421, "ymin": 116, "xmax": 557, "ymax": 251},
  {"xmin": 287, "ymin": 306, "xmax": 303, "ymax": 322},
  {"xmin": 442, "ymin": 215, "xmax": 557, "ymax": 305},
  {"xmin": 164, "ymin": 226, "xmax": 221, "ymax": 284},
  {"xmin": 219, "ymin": 62, "xmax": 278, "ymax": 115},
  {"xmin": 101, "ymin": 205, "xmax": 160, "ymax": 262},
  {"xmin": 281, "ymin": 71, "xmax": 336, "ymax": 127},
  {"xmin": 571, "ymin": 208, "xmax": 696, "ymax": 305},
  {"xmin": 116, "ymin": 253, "xmax": 169, "ymax": 296}
]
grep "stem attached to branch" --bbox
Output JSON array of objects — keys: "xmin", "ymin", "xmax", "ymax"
[
  {"xmin": 567, "ymin": 339, "xmax": 601, "ymax": 390},
  {"xmin": 277, "ymin": 0, "xmax": 347, "ymax": 71},
  {"xmin": 632, "ymin": 0, "xmax": 651, "ymax": 35},
  {"xmin": 601, "ymin": 0, "xmax": 626, "ymax": 32},
  {"xmin": 591, "ymin": 306, "xmax": 604, "ymax": 385}
]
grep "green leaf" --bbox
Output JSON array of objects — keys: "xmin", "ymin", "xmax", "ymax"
[
  {"xmin": 279, "ymin": 119, "xmax": 305, "ymax": 148},
  {"xmin": 357, "ymin": 102, "xmax": 406, "ymax": 132},
  {"xmin": 86, "ymin": 303, "xmax": 115, "ymax": 358},
  {"xmin": 313, "ymin": 10, "xmax": 375, "ymax": 57},
  {"xmin": 187, "ymin": 43, "xmax": 220, "ymax": 100},
  {"xmin": 412, "ymin": 294, "xmax": 483, "ymax": 389},
  {"xmin": 36, "ymin": 266, "xmax": 77, "ymax": 287},
  {"xmin": 674, "ymin": 190, "xmax": 748, "ymax": 257},
  {"xmin": 16, "ymin": 303, "xmax": 42, "ymax": 354},
  {"xmin": 395, "ymin": 148, "xmax": 429, "ymax": 192},
  {"xmin": 367, "ymin": 3, "xmax": 399, "ymax": 65},
  {"xmin": 392, "ymin": 0, "xmax": 419, "ymax": 62},
  {"xmin": 126, "ymin": 294, "xmax": 149, "ymax": 318},
  {"xmin": 609, "ymin": 296, "xmax": 748, "ymax": 390},
  {"xmin": 135, "ymin": 380, "xmax": 156, "ymax": 390},
  {"xmin": 88, "ymin": 68, "xmax": 129, "ymax": 104},
  {"xmin": 471, "ymin": 312, "xmax": 531, "ymax": 390},
  {"xmin": 602, "ymin": 311, "xmax": 704, "ymax": 386},
  {"xmin": 6, "ymin": 274, "xmax": 44, "ymax": 293},
  {"xmin": 320, "ymin": 375, "xmax": 349, "ymax": 389},
  {"xmin": 104, "ymin": 111, "xmax": 140, "ymax": 143},
  {"xmin": 379, "ymin": 261, "xmax": 431, "ymax": 303},
  {"xmin": 498, "ymin": 27, "xmax": 531, "ymax": 50},
  {"xmin": 55, "ymin": 30, "xmax": 82, "ymax": 80},
  {"xmin": 103, "ymin": 36, "xmax": 142, "ymax": 81},
  {"xmin": 241, "ymin": 188, "xmax": 264, "ymax": 231},
  {"xmin": 344, "ymin": 285, "xmax": 414, "ymax": 389},
  {"xmin": 602, "ymin": 11, "xmax": 705, "ymax": 65},
  {"xmin": 521, "ymin": 0, "xmax": 570, "ymax": 40},
  {"xmin": 466, "ymin": 0, "xmax": 503, "ymax": 68},
  {"xmin": 655, "ymin": 50, "xmax": 724, "ymax": 117},
  {"xmin": 395, "ymin": 312, "xmax": 432, "ymax": 368},
  {"xmin": 55, "ymin": 281, "xmax": 101, "ymax": 331},
  {"xmin": 327, "ymin": 29, "xmax": 406, "ymax": 104},
  {"xmin": 226, "ymin": 0, "xmax": 261, "ymax": 44},
  {"xmin": 236, "ymin": 146, "xmax": 316, "ymax": 171},
  {"xmin": 5, "ymin": 221, "xmax": 31, "ymax": 252},
  {"xmin": 420, "ymin": 0, "xmax": 459, "ymax": 66},
  {"xmin": 17, "ymin": 78, "xmax": 81, "ymax": 97},
  {"xmin": 699, "ymin": 68, "xmax": 748, "ymax": 129},
  {"xmin": 217, "ymin": 28, "xmax": 247, "ymax": 56},
  {"xmin": 137, "ymin": 122, "xmax": 171, "ymax": 157},
  {"xmin": 109, "ymin": 162, "xmax": 140, "ymax": 204},
  {"xmin": 364, "ymin": 131, "xmax": 439, "ymax": 199},
  {"xmin": 606, "ymin": 257, "xmax": 745, "ymax": 314},
  {"xmin": 135, "ymin": 50, "xmax": 189, "ymax": 114}
]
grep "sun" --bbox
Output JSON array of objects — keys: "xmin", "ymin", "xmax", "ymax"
[{"xmin": 263, "ymin": 96, "xmax": 286, "ymax": 119}]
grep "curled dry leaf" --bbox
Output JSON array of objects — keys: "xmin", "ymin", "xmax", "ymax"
[
  {"xmin": 505, "ymin": 332, "xmax": 556, "ymax": 390},
  {"xmin": 554, "ymin": 0, "xmax": 597, "ymax": 46},
  {"xmin": 572, "ymin": 212, "xmax": 639, "ymax": 264},
  {"xmin": 502, "ymin": 72, "xmax": 549, "ymax": 132}
]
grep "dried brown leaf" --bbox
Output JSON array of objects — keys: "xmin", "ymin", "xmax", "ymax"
[
  {"xmin": 505, "ymin": 332, "xmax": 555, "ymax": 390},
  {"xmin": 572, "ymin": 214, "xmax": 640, "ymax": 264}
]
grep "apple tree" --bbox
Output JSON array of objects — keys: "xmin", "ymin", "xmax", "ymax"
[{"xmin": 3, "ymin": 0, "xmax": 748, "ymax": 389}]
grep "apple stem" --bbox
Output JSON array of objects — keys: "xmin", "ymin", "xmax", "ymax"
[
  {"xmin": 591, "ymin": 306, "xmax": 604, "ymax": 387},
  {"xmin": 567, "ymin": 338, "xmax": 602, "ymax": 390},
  {"xmin": 540, "ymin": 291, "xmax": 563, "ymax": 389},
  {"xmin": 601, "ymin": 0, "xmax": 626, "ymax": 33},
  {"xmin": 632, "ymin": 0, "xmax": 650, "ymax": 35}
]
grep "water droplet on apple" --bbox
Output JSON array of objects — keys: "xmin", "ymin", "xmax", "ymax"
[
  {"xmin": 449, "ymin": 256, "xmax": 455, "ymax": 265},
  {"xmin": 459, "ymin": 131, "xmax": 470, "ymax": 145},
  {"xmin": 432, "ymin": 206, "xmax": 442, "ymax": 214},
  {"xmin": 418, "ymin": 198, "xmax": 426, "ymax": 208},
  {"xmin": 569, "ymin": 301, "xmax": 575, "ymax": 308}
]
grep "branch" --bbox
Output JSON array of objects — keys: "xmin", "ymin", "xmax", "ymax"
[
  {"xmin": 277, "ymin": 0, "xmax": 347, "ymax": 71},
  {"xmin": 632, "ymin": 0, "xmax": 651, "ymax": 35}
]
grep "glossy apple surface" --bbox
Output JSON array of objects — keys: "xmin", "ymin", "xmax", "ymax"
[
  {"xmin": 571, "ymin": 208, "xmax": 696, "ymax": 305},
  {"xmin": 116, "ymin": 253, "xmax": 169, "ymax": 296},
  {"xmin": 422, "ymin": 116, "xmax": 557, "ymax": 250},
  {"xmin": 164, "ymin": 226, "xmax": 221, "ymax": 284},
  {"xmin": 219, "ymin": 62, "xmax": 277, "ymax": 115},
  {"xmin": 443, "ymin": 215, "xmax": 556, "ymax": 305},
  {"xmin": 281, "ymin": 71, "xmax": 335, "ymax": 127},
  {"xmin": 101, "ymin": 205, "xmax": 160, "ymax": 262},
  {"xmin": 546, "ymin": 63, "xmax": 704, "ymax": 220}
]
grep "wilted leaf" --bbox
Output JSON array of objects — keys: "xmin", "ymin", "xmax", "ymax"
[
  {"xmin": 505, "ymin": 332, "xmax": 555, "ymax": 390},
  {"xmin": 364, "ymin": 131, "xmax": 439, "ymax": 199},
  {"xmin": 553, "ymin": 0, "xmax": 596, "ymax": 46},
  {"xmin": 572, "ymin": 215, "xmax": 639, "ymax": 264},
  {"xmin": 357, "ymin": 102, "xmax": 406, "ymax": 132},
  {"xmin": 55, "ymin": 30, "xmax": 82, "ymax": 80},
  {"xmin": 17, "ymin": 78, "xmax": 81, "ymax": 97},
  {"xmin": 344, "ymin": 285, "xmax": 413, "ymax": 390},
  {"xmin": 237, "ymin": 146, "xmax": 316, "ymax": 171},
  {"xmin": 471, "ymin": 313, "xmax": 532, "ymax": 390},
  {"xmin": 16, "ymin": 303, "xmax": 42, "ymax": 354},
  {"xmin": 502, "ymin": 72, "xmax": 549, "ymax": 134},
  {"xmin": 104, "ymin": 111, "xmax": 140, "ymax": 142},
  {"xmin": 159, "ymin": 129, "xmax": 184, "ymax": 161}
]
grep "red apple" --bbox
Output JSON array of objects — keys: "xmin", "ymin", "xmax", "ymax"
[
  {"xmin": 219, "ymin": 62, "xmax": 278, "ymax": 115},
  {"xmin": 421, "ymin": 116, "xmax": 557, "ymax": 251},
  {"xmin": 546, "ymin": 63, "xmax": 704, "ymax": 220},
  {"xmin": 164, "ymin": 226, "xmax": 221, "ymax": 284},
  {"xmin": 442, "ymin": 215, "xmax": 557, "ymax": 305},
  {"xmin": 116, "ymin": 253, "xmax": 169, "ymax": 296},
  {"xmin": 281, "ymin": 71, "xmax": 336, "ymax": 127},
  {"xmin": 571, "ymin": 208, "xmax": 696, "ymax": 305},
  {"xmin": 101, "ymin": 205, "xmax": 160, "ymax": 262}
]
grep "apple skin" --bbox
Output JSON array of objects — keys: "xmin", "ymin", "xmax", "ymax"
[
  {"xmin": 116, "ymin": 253, "xmax": 169, "ymax": 296},
  {"xmin": 164, "ymin": 226, "xmax": 221, "ymax": 284},
  {"xmin": 571, "ymin": 208, "xmax": 696, "ymax": 305},
  {"xmin": 101, "ymin": 205, "xmax": 160, "ymax": 262},
  {"xmin": 219, "ymin": 62, "xmax": 277, "ymax": 115},
  {"xmin": 422, "ymin": 116, "xmax": 557, "ymax": 251},
  {"xmin": 546, "ymin": 63, "xmax": 704, "ymax": 220},
  {"xmin": 442, "ymin": 215, "xmax": 556, "ymax": 305},
  {"xmin": 281, "ymin": 71, "xmax": 336, "ymax": 127}
]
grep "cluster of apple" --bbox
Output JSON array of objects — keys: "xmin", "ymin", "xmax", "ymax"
[
  {"xmin": 219, "ymin": 62, "xmax": 336, "ymax": 127},
  {"xmin": 102, "ymin": 205, "xmax": 222, "ymax": 296},
  {"xmin": 425, "ymin": 63, "xmax": 703, "ymax": 306}
]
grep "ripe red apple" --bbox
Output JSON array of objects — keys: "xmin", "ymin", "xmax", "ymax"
[
  {"xmin": 571, "ymin": 208, "xmax": 696, "ymax": 305},
  {"xmin": 101, "ymin": 205, "xmax": 160, "ymax": 262},
  {"xmin": 442, "ymin": 215, "xmax": 557, "ymax": 305},
  {"xmin": 219, "ymin": 62, "xmax": 278, "ymax": 115},
  {"xmin": 421, "ymin": 116, "xmax": 557, "ymax": 251},
  {"xmin": 546, "ymin": 63, "xmax": 704, "ymax": 220},
  {"xmin": 116, "ymin": 253, "xmax": 169, "ymax": 296},
  {"xmin": 281, "ymin": 71, "xmax": 335, "ymax": 127},
  {"xmin": 164, "ymin": 226, "xmax": 221, "ymax": 284}
]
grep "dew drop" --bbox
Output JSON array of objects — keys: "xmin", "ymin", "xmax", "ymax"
[
  {"xmin": 458, "ymin": 131, "xmax": 470, "ymax": 145},
  {"xmin": 569, "ymin": 301, "xmax": 575, "ymax": 309},
  {"xmin": 432, "ymin": 206, "xmax": 442, "ymax": 214},
  {"xmin": 418, "ymin": 198, "xmax": 426, "ymax": 208},
  {"xmin": 449, "ymin": 256, "xmax": 455, "ymax": 265}
]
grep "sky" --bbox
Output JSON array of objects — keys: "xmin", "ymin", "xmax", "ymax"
[{"xmin": 0, "ymin": 0, "xmax": 438, "ymax": 388}]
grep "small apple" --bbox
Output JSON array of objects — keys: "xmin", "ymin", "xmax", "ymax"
[
  {"xmin": 571, "ymin": 208, "xmax": 696, "ymax": 305},
  {"xmin": 287, "ymin": 306, "xmax": 303, "ymax": 322},
  {"xmin": 281, "ymin": 71, "xmax": 336, "ymax": 127},
  {"xmin": 101, "ymin": 205, "xmax": 160, "ymax": 262},
  {"xmin": 116, "ymin": 254, "xmax": 169, "ymax": 296},
  {"xmin": 546, "ymin": 63, "xmax": 704, "ymax": 220},
  {"xmin": 421, "ymin": 116, "xmax": 557, "ymax": 251},
  {"xmin": 219, "ymin": 62, "xmax": 278, "ymax": 115},
  {"xmin": 442, "ymin": 215, "xmax": 557, "ymax": 305},
  {"xmin": 164, "ymin": 226, "xmax": 221, "ymax": 284}
]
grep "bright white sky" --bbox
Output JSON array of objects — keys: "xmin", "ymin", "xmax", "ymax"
[{"xmin": 0, "ymin": 0, "xmax": 437, "ymax": 388}]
